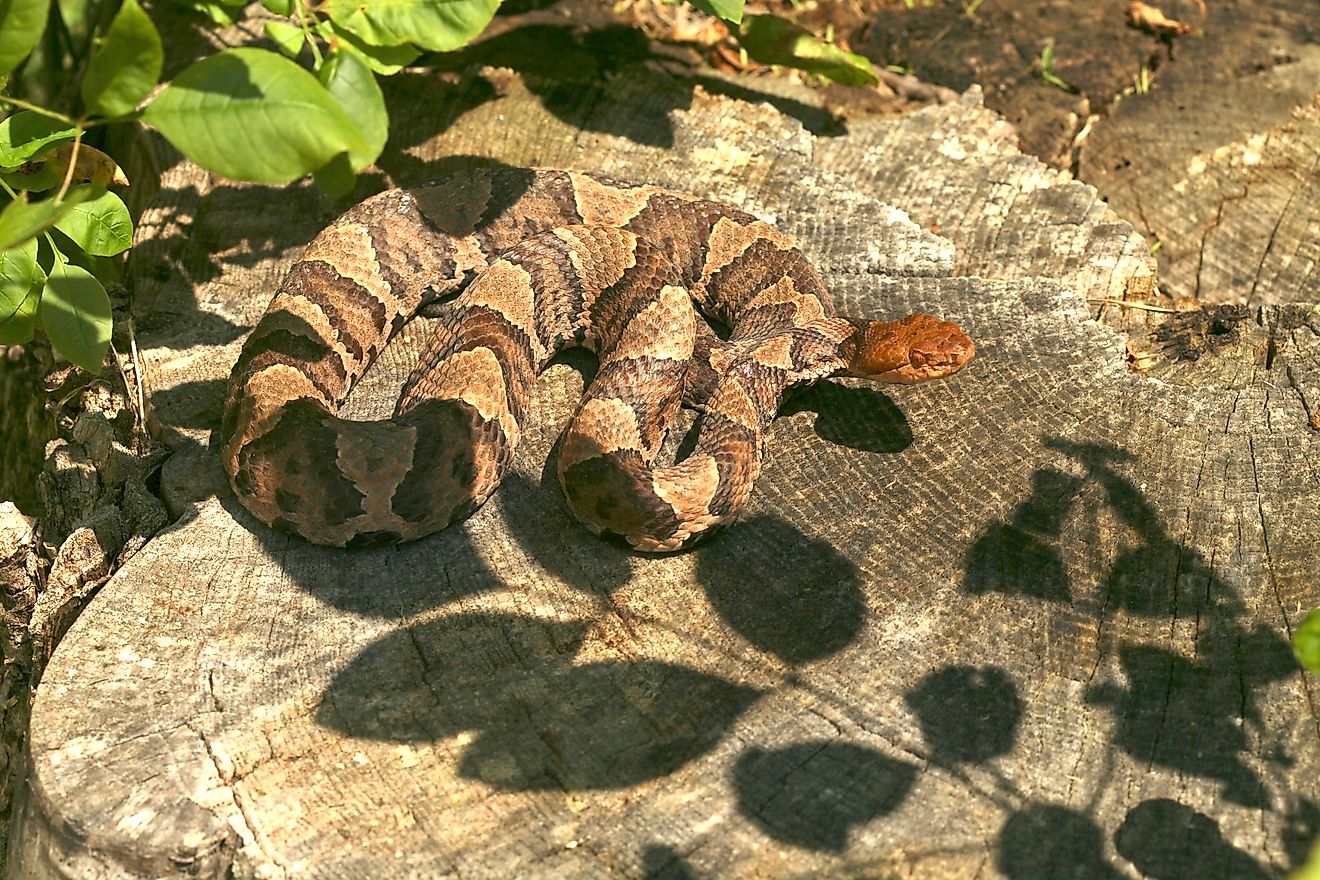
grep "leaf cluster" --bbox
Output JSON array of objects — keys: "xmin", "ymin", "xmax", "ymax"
[{"xmin": 1, "ymin": 0, "xmax": 876, "ymax": 372}]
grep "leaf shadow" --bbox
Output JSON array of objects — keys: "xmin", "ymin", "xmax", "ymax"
[
  {"xmin": 962, "ymin": 435, "xmax": 1300, "ymax": 877},
  {"xmin": 996, "ymin": 804, "xmax": 1125, "ymax": 880},
  {"xmin": 1083, "ymin": 625, "xmax": 1296, "ymax": 810},
  {"xmin": 390, "ymin": 22, "xmax": 843, "ymax": 155},
  {"xmin": 905, "ymin": 665, "xmax": 1023, "ymax": 765},
  {"xmin": 732, "ymin": 741, "xmax": 917, "ymax": 852},
  {"xmin": 317, "ymin": 611, "xmax": 762, "ymax": 790},
  {"xmin": 1113, "ymin": 799, "xmax": 1272, "ymax": 880},
  {"xmin": 962, "ymin": 467, "xmax": 1082, "ymax": 602},
  {"xmin": 641, "ymin": 844, "xmax": 695, "ymax": 879},
  {"xmin": 695, "ymin": 513, "xmax": 866, "ymax": 665}
]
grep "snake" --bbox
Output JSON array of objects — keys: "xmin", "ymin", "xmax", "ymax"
[{"xmin": 220, "ymin": 168, "xmax": 975, "ymax": 551}]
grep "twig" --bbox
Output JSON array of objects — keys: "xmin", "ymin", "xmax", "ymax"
[
  {"xmin": 1086, "ymin": 298, "xmax": 1178, "ymax": 313},
  {"xmin": 876, "ymin": 69, "xmax": 959, "ymax": 103},
  {"xmin": 128, "ymin": 317, "xmax": 148, "ymax": 436},
  {"xmin": 55, "ymin": 131, "xmax": 82, "ymax": 202},
  {"xmin": 109, "ymin": 341, "xmax": 138, "ymax": 428},
  {"xmin": 0, "ymin": 96, "xmax": 77, "ymax": 126}
]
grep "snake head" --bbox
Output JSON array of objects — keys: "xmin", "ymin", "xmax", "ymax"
[{"xmin": 845, "ymin": 313, "xmax": 975, "ymax": 383}]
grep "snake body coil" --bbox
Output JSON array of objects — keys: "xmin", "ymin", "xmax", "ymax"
[{"xmin": 221, "ymin": 168, "xmax": 974, "ymax": 550}]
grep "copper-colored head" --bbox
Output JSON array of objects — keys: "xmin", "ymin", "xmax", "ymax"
[{"xmin": 846, "ymin": 313, "xmax": 975, "ymax": 383}]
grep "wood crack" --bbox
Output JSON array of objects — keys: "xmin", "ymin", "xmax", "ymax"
[
  {"xmin": 1248, "ymin": 152, "xmax": 1295, "ymax": 302},
  {"xmin": 182, "ymin": 720, "xmax": 270, "ymax": 878},
  {"xmin": 1246, "ymin": 436, "xmax": 1320, "ymax": 740}
]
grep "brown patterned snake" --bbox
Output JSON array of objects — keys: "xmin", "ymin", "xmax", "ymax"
[{"xmin": 220, "ymin": 168, "xmax": 974, "ymax": 550}]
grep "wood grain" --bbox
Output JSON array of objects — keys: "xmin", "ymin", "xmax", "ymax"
[{"xmin": 7, "ymin": 63, "xmax": 1318, "ymax": 880}]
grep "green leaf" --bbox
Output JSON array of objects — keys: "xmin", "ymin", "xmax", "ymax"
[
  {"xmin": 52, "ymin": 185, "xmax": 133, "ymax": 256},
  {"xmin": 0, "ymin": 111, "xmax": 79, "ymax": 168},
  {"xmin": 264, "ymin": 20, "xmax": 306, "ymax": 58},
  {"xmin": 0, "ymin": 189, "xmax": 94, "ymax": 251},
  {"xmin": 738, "ymin": 14, "xmax": 878, "ymax": 86},
  {"xmin": 141, "ymin": 48, "xmax": 370, "ymax": 184},
  {"xmin": 313, "ymin": 152, "xmax": 356, "ymax": 197},
  {"xmin": 317, "ymin": 18, "xmax": 420, "ymax": 75},
  {"xmin": 1295, "ymin": 608, "xmax": 1320, "ymax": 675},
  {"xmin": 1038, "ymin": 43, "xmax": 1077, "ymax": 92},
  {"xmin": 1291, "ymin": 841, "xmax": 1320, "ymax": 880},
  {"xmin": 80, "ymin": 0, "xmax": 164, "ymax": 117},
  {"xmin": 262, "ymin": 0, "xmax": 293, "ymax": 13},
  {"xmin": 322, "ymin": 0, "xmax": 500, "ymax": 53},
  {"xmin": 193, "ymin": 0, "xmax": 241, "ymax": 27},
  {"xmin": 318, "ymin": 48, "xmax": 387, "ymax": 171},
  {"xmin": 686, "ymin": 0, "xmax": 742, "ymax": 25},
  {"xmin": 0, "ymin": 0, "xmax": 49, "ymax": 77},
  {"xmin": 0, "ymin": 237, "xmax": 43, "ymax": 344},
  {"xmin": 38, "ymin": 256, "xmax": 111, "ymax": 372}
]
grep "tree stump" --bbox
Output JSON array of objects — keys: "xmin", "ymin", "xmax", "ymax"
[{"xmin": 6, "ymin": 59, "xmax": 1317, "ymax": 879}]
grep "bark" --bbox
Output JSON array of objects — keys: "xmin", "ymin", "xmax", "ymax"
[{"xmin": 5, "ymin": 59, "xmax": 1317, "ymax": 880}]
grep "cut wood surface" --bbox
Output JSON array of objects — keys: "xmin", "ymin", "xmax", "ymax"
[
  {"xmin": 7, "ymin": 58, "xmax": 1319, "ymax": 880},
  {"xmin": 1079, "ymin": 47, "xmax": 1320, "ymax": 308}
]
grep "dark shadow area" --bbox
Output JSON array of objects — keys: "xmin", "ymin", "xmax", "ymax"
[
  {"xmin": 484, "ymin": 345, "xmax": 641, "ymax": 594},
  {"xmin": 436, "ymin": 23, "xmax": 657, "ymax": 88},
  {"xmin": 495, "ymin": 0, "xmax": 562, "ymax": 13},
  {"xmin": 318, "ymin": 611, "xmax": 762, "ymax": 789},
  {"xmin": 1037, "ymin": 437, "xmax": 1209, "ymax": 619},
  {"xmin": 1084, "ymin": 625, "xmax": 1297, "ymax": 810},
  {"xmin": 151, "ymin": 378, "xmax": 227, "ymax": 432},
  {"xmin": 392, "ymin": 28, "xmax": 692, "ymax": 153},
  {"xmin": 732, "ymin": 741, "xmax": 917, "ymax": 852},
  {"xmin": 133, "ymin": 308, "xmax": 247, "ymax": 349},
  {"xmin": 779, "ymin": 381, "xmax": 911, "ymax": 454},
  {"xmin": 695, "ymin": 513, "xmax": 865, "ymax": 665},
  {"xmin": 904, "ymin": 665, "xmax": 1022, "ymax": 765},
  {"xmin": 1286, "ymin": 800, "xmax": 1320, "ymax": 870},
  {"xmin": 500, "ymin": 468, "xmax": 634, "ymax": 594},
  {"xmin": 996, "ymin": 804, "xmax": 1124, "ymax": 880},
  {"xmin": 963, "ymin": 436, "xmax": 1300, "ymax": 871},
  {"xmin": 963, "ymin": 468, "xmax": 1082, "ymax": 601},
  {"xmin": 641, "ymin": 845, "xmax": 696, "ymax": 880},
  {"xmin": 391, "ymin": 23, "xmax": 842, "ymax": 155},
  {"xmin": 1113, "ymin": 798, "xmax": 1271, "ymax": 880}
]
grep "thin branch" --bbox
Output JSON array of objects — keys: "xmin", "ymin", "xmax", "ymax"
[
  {"xmin": 1086, "ymin": 298, "xmax": 1178, "ymax": 313},
  {"xmin": 128, "ymin": 316, "xmax": 148, "ymax": 436},
  {"xmin": 0, "ymin": 96, "xmax": 77, "ymax": 126},
  {"xmin": 55, "ymin": 131, "xmax": 83, "ymax": 201},
  {"xmin": 109, "ymin": 341, "xmax": 140, "ymax": 432}
]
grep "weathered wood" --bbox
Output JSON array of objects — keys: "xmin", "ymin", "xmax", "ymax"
[
  {"xmin": 6, "ymin": 58, "xmax": 1318, "ymax": 880},
  {"xmin": 1080, "ymin": 47, "xmax": 1320, "ymax": 307}
]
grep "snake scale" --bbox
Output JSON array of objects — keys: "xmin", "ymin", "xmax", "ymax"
[{"xmin": 221, "ymin": 168, "xmax": 974, "ymax": 551}]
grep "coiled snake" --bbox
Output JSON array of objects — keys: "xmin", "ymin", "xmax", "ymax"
[{"xmin": 221, "ymin": 168, "xmax": 974, "ymax": 551}]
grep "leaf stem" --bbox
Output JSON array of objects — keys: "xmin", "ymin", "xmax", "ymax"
[
  {"xmin": 56, "ymin": 131, "xmax": 83, "ymax": 202},
  {"xmin": 0, "ymin": 96, "xmax": 78, "ymax": 126},
  {"xmin": 294, "ymin": 0, "xmax": 324, "ymax": 66},
  {"xmin": 42, "ymin": 231, "xmax": 63, "ymax": 263},
  {"xmin": 84, "ymin": 113, "xmax": 140, "ymax": 127}
]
